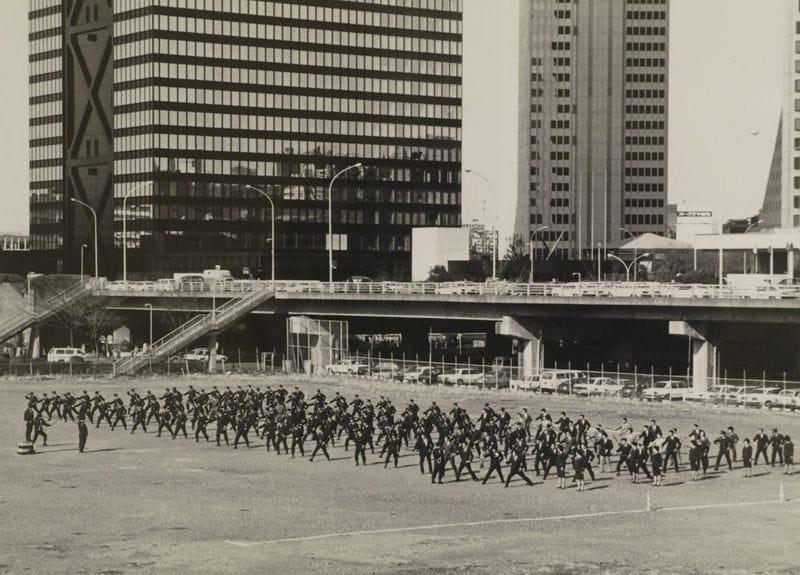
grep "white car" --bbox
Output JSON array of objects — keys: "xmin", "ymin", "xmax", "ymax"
[
  {"xmin": 440, "ymin": 367, "xmax": 486, "ymax": 386},
  {"xmin": 183, "ymin": 348, "xmax": 227, "ymax": 362},
  {"xmin": 538, "ymin": 370, "xmax": 586, "ymax": 394},
  {"xmin": 47, "ymin": 347, "xmax": 86, "ymax": 363},
  {"xmin": 738, "ymin": 387, "xmax": 782, "ymax": 408},
  {"xmin": 510, "ymin": 374, "xmax": 541, "ymax": 391},
  {"xmin": 326, "ymin": 358, "xmax": 369, "ymax": 376},
  {"xmin": 641, "ymin": 380, "xmax": 690, "ymax": 401},
  {"xmin": 572, "ymin": 377, "xmax": 627, "ymax": 397},
  {"xmin": 371, "ymin": 361, "xmax": 401, "ymax": 379},
  {"xmin": 402, "ymin": 366, "xmax": 440, "ymax": 384}
]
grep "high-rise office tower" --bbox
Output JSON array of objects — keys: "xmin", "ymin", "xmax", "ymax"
[
  {"xmin": 759, "ymin": 0, "xmax": 800, "ymax": 229},
  {"xmin": 29, "ymin": 0, "xmax": 463, "ymax": 279},
  {"xmin": 464, "ymin": 0, "xmax": 669, "ymax": 259}
]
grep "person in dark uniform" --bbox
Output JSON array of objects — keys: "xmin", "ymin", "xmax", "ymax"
[
  {"xmin": 505, "ymin": 444, "xmax": 534, "ymax": 487},
  {"xmin": 753, "ymin": 428, "xmax": 770, "ymax": 465},
  {"xmin": 156, "ymin": 408, "xmax": 173, "ymax": 438},
  {"xmin": 194, "ymin": 409, "xmax": 210, "ymax": 442},
  {"xmin": 77, "ymin": 417, "xmax": 88, "ymax": 453},
  {"xmin": 661, "ymin": 429, "xmax": 681, "ymax": 474},
  {"xmin": 23, "ymin": 405, "xmax": 35, "ymax": 443},
  {"xmin": 770, "ymin": 429, "xmax": 784, "ymax": 467},
  {"xmin": 354, "ymin": 426, "xmax": 368, "ymax": 466},
  {"xmin": 713, "ymin": 430, "xmax": 732, "ymax": 471},
  {"xmin": 233, "ymin": 414, "xmax": 250, "ymax": 449},
  {"xmin": 383, "ymin": 428, "xmax": 401, "ymax": 469},
  {"xmin": 130, "ymin": 404, "xmax": 147, "ymax": 434},
  {"xmin": 572, "ymin": 447, "xmax": 588, "ymax": 492},
  {"xmin": 455, "ymin": 441, "xmax": 480, "ymax": 482},
  {"xmin": 616, "ymin": 437, "xmax": 632, "ymax": 476},
  {"xmin": 172, "ymin": 407, "xmax": 189, "ymax": 439},
  {"xmin": 215, "ymin": 412, "xmax": 230, "ymax": 446},
  {"xmin": 31, "ymin": 412, "xmax": 50, "ymax": 446},
  {"xmin": 650, "ymin": 445, "xmax": 663, "ymax": 487},
  {"xmin": 555, "ymin": 444, "xmax": 569, "ymax": 490},
  {"xmin": 783, "ymin": 435, "xmax": 794, "ymax": 475},
  {"xmin": 727, "ymin": 426, "xmax": 739, "ymax": 462},
  {"xmin": 309, "ymin": 425, "xmax": 331, "ymax": 462},
  {"xmin": 290, "ymin": 422, "xmax": 305, "ymax": 458},
  {"xmin": 688, "ymin": 440, "xmax": 701, "ymax": 482},
  {"xmin": 481, "ymin": 445, "xmax": 505, "ymax": 485},
  {"xmin": 741, "ymin": 438, "xmax": 753, "ymax": 478},
  {"xmin": 414, "ymin": 431, "xmax": 432, "ymax": 474}
]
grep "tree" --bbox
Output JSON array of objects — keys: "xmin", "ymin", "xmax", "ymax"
[
  {"xmin": 498, "ymin": 234, "xmax": 530, "ymax": 282},
  {"xmin": 47, "ymin": 296, "xmax": 124, "ymax": 353},
  {"xmin": 427, "ymin": 265, "xmax": 453, "ymax": 282}
]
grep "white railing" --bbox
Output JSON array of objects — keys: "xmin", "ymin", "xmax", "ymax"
[
  {"xmin": 96, "ymin": 279, "xmax": 800, "ymax": 301},
  {"xmin": 113, "ymin": 283, "xmax": 275, "ymax": 375},
  {"xmin": 0, "ymin": 281, "xmax": 89, "ymax": 342}
]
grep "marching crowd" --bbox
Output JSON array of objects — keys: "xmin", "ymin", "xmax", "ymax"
[{"xmin": 22, "ymin": 385, "xmax": 796, "ymax": 488}]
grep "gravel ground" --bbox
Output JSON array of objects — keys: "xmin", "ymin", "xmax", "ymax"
[{"xmin": 1, "ymin": 373, "xmax": 800, "ymax": 574}]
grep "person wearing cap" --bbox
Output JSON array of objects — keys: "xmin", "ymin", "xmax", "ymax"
[
  {"xmin": 727, "ymin": 426, "xmax": 739, "ymax": 462},
  {"xmin": 77, "ymin": 416, "xmax": 88, "ymax": 453},
  {"xmin": 481, "ymin": 444, "xmax": 505, "ymax": 485},
  {"xmin": 650, "ymin": 445, "xmax": 663, "ymax": 486},
  {"xmin": 616, "ymin": 437, "xmax": 632, "ymax": 476},
  {"xmin": 661, "ymin": 429, "xmax": 681, "ymax": 474}
]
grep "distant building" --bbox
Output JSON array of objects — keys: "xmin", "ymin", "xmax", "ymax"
[
  {"xmin": 722, "ymin": 215, "xmax": 760, "ymax": 234},
  {"xmin": 0, "ymin": 234, "xmax": 29, "ymax": 252},
  {"xmin": 29, "ymin": 1, "xmax": 463, "ymax": 279},
  {"xmin": 464, "ymin": 0, "xmax": 670, "ymax": 259},
  {"xmin": 411, "ymin": 227, "xmax": 469, "ymax": 282},
  {"xmin": 675, "ymin": 205, "xmax": 715, "ymax": 242},
  {"xmin": 465, "ymin": 220, "xmax": 497, "ymax": 256},
  {"xmin": 758, "ymin": 0, "xmax": 800, "ymax": 229}
]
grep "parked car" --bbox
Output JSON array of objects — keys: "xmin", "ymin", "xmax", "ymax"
[
  {"xmin": 767, "ymin": 390, "xmax": 800, "ymax": 410},
  {"xmin": 510, "ymin": 374, "xmax": 541, "ymax": 392},
  {"xmin": 441, "ymin": 367, "xmax": 485, "ymax": 386},
  {"xmin": 182, "ymin": 348, "xmax": 227, "ymax": 363},
  {"xmin": 325, "ymin": 358, "xmax": 369, "ymax": 376},
  {"xmin": 484, "ymin": 369, "xmax": 511, "ymax": 388},
  {"xmin": 618, "ymin": 382, "xmax": 639, "ymax": 399},
  {"xmin": 402, "ymin": 366, "xmax": 440, "ymax": 384},
  {"xmin": 738, "ymin": 387, "xmax": 782, "ymax": 408},
  {"xmin": 47, "ymin": 347, "xmax": 86, "ymax": 364},
  {"xmin": 641, "ymin": 380, "xmax": 690, "ymax": 401},
  {"xmin": 371, "ymin": 361, "xmax": 402, "ymax": 380},
  {"xmin": 538, "ymin": 370, "xmax": 586, "ymax": 394}
]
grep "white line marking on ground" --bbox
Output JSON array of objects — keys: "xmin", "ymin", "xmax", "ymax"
[{"xmin": 225, "ymin": 499, "xmax": 799, "ymax": 547}]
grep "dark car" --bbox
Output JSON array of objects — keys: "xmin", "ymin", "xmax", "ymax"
[{"xmin": 618, "ymin": 383, "xmax": 638, "ymax": 399}]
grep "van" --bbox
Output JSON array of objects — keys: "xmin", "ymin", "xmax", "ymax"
[
  {"xmin": 203, "ymin": 266, "xmax": 233, "ymax": 282},
  {"xmin": 47, "ymin": 347, "xmax": 86, "ymax": 364}
]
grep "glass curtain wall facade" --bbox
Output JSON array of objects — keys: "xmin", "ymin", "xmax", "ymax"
[
  {"xmin": 527, "ymin": 0, "xmax": 668, "ymax": 259},
  {"xmin": 115, "ymin": 0, "xmax": 463, "ymax": 279},
  {"xmin": 29, "ymin": 0, "xmax": 65, "ymax": 256}
]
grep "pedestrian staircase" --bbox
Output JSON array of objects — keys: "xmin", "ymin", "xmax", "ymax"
[
  {"xmin": 0, "ymin": 281, "xmax": 90, "ymax": 345},
  {"xmin": 112, "ymin": 283, "xmax": 275, "ymax": 375}
]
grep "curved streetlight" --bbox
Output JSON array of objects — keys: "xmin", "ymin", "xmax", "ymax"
[
  {"xmin": 245, "ymin": 185, "xmax": 276, "ymax": 282},
  {"xmin": 608, "ymin": 253, "xmax": 651, "ymax": 283},
  {"xmin": 528, "ymin": 226, "xmax": 549, "ymax": 283},
  {"xmin": 619, "ymin": 227, "xmax": 639, "ymax": 282},
  {"xmin": 466, "ymin": 169, "xmax": 498, "ymax": 279},
  {"xmin": 71, "ymin": 198, "xmax": 98, "ymax": 278},
  {"xmin": 328, "ymin": 163, "xmax": 362, "ymax": 286},
  {"xmin": 80, "ymin": 243, "xmax": 88, "ymax": 282},
  {"xmin": 122, "ymin": 181, "xmax": 154, "ymax": 286}
]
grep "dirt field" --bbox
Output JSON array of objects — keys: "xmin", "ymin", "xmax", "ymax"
[{"xmin": 1, "ymin": 373, "xmax": 799, "ymax": 574}]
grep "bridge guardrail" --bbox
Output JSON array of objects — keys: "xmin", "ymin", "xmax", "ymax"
[{"xmin": 97, "ymin": 279, "xmax": 800, "ymax": 301}]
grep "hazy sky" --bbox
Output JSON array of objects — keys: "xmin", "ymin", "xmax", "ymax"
[{"xmin": 0, "ymin": 0, "xmax": 784, "ymax": 233}]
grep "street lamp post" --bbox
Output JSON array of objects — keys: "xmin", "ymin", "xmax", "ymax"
[
  {"xmin": 466, "ymin": 169, "xmax": 498, "ymax": 280},
  {"xmin": 144, "ymin": 303, "xmax": 153, "ymax": 348},
  {"xmin": 607, "ymin": 253, "xmax": 651, "ymax": 283},
  {"xmin": 619, "ymin": 227, "xmax": 639, "ymax": 282},
  {"xmin": 328, "ymin": 163, "xmax": 362, "ymax": 287},
  {"xmin": 596, "ymin": 243, "xmax": 602, "ymax": 281},
  {"xmin": 80, "ymin": 243, "xmax": 88, "ymax": 282},
  {"xmin": 122, "ymin": 181, "xmax": 154, "ymax": 287},
  {"xmin": 71, "ymin": 198, "xmax": 98, "ymax": 278},
  {"xmin": 528, "ymin": 226, "xmax": 549, "ymax": 283},
  {"xmin": 245, "ymin": 185, "xmax": 276, "ymax": 282}
]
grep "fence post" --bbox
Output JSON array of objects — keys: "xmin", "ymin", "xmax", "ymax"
[
  {"xmin": 650, "ymin": 365, "xmax": 654, "ymax": 399},
  {"xmin": 634, "ymin": 364, "xmax": 638, "ymax": 392},
  {"xmin": 783, "ymin": 372, "xmax": 787, "ymax": 412},
  {"xmin": 238, "ymin": 348, "xmax": 242, "ymax": 371},
  {"xmin": 568, "ymin": 361, "xmax": 572, "ymax": 396}
]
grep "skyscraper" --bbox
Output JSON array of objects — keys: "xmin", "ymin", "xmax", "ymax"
[
  {"xmin": 29, "ymin": 0, "xmax": 463, "ymax": 279},
  {"xmin": 759, "ymin": 0, "xmax": 800, "ymax": 229},
  {"xmin": 464, "ymin": 0, "xmax": 669, "ymax": 259}
]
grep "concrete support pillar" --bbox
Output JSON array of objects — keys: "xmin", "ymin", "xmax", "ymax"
[
  {"xmin": 788, "ymin": 246, "xmax": 795, "ymax": 279},
  {"xmin": 207, "ymin": 333, "xmax": 218, "ymax": 373},
  {"xmin": 496, "ymin": 316, "xmax": 545, "ymax": 378},
  {"xmin": 30, "ymin": 324, "xmax": 41, "ymax": 360},
  {"xmin": 668, "ymin": 321, "xmax": 719, "ymax": 392}
]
